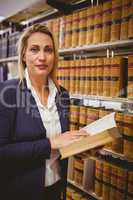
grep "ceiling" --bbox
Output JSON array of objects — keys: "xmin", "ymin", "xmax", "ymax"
[
  {"xmin": 0, "ymin": 0, "xmax": 86, "ymax": 27},
  {"xmin": 0, "ymin": 0, "xmax": 78, "ymax": 20},
  {"xmin": 0, "ymin": 0, "xmax": 47, "ymax": 20}
]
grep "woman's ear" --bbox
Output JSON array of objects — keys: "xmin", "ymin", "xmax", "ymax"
[{"xmin": 23, "ymin": 54, "xmax": 26, "ymax": 62}]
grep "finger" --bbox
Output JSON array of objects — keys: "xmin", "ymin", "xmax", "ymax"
[
  {"xmin": 69, "ymin": 134, "xmax": 81, "ymax": 140},
  {"xmin": 70, "ymin": 130, "xmax": 87, "ymax": 135},
  {"xmin": 66, "ymin": 137, "xmax": 82, "ymax": 146},
  {"xmin": 79, "ymin": 129, "xmax": 91, "ymax": 136},
  {"xmin": 73, "ymin": 132, "xmax": 88, "ymax": 136}
]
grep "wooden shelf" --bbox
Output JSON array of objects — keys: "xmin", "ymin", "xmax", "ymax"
[
  {"xmin": 70, "ymin": 94, "xmax": 133, "ymax": 113},
  {"xmin": 1, "ymin": 39, "xmax": 133, "ymax": 64},
  {"xmin": 91, "ymin": 148, "xmax": 133, "ymax": 171},
  {"xmin": 59, "ymin": 40, "xmax": 133, "ymax": 56},
  {"xmin": 67, "ymin": 179, "xmax": 101, "ymax": 200},
  {"xmin": 0, "ymin": 56, "xmax": 18, "ymax": 63}
]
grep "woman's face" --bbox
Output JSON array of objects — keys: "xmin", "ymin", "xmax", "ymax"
[{"xmin": 24, "ymin": 32, "xmax": 55, "ymax": 79}]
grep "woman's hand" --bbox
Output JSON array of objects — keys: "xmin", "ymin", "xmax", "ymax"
[{"xmin": 50, "ymin": 130, "xmax": 88, "ymax": 149}]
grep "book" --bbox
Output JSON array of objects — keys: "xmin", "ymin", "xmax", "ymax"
[{"xmin": 60, "ymin": 112, "xmax": 121, "ymax": 159}]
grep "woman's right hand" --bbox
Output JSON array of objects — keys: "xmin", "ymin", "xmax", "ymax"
[{"xmin": 50, "ymin": 130, "xmax": 88, "ymax": 149}]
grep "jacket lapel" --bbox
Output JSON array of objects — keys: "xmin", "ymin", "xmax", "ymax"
[
  {"xmin": 20, "ymin": 80, "xmax": 69, "ymax": 135},
  {"xmin": 55, "ymin": 88, "xmax": 70, "ymax": 133},
  {"xmin": 20, "ymin": 80, "xmax": 46, "ymax": 135}
]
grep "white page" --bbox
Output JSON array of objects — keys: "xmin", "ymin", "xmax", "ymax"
[{"xmin": 82, "ymin": 112, "xmax": 116, "ymax": 136}]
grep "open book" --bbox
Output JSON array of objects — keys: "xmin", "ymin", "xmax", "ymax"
[{"xmin": 60, "ymin": 112, "xmax": 121, "ymax": 159}]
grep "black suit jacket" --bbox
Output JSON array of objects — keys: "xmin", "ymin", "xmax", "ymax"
[{"xmin": 0, "ymin": 79, "xmax": 70, "ymax": 200}]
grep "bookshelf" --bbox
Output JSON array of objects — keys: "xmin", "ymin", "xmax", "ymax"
[
  {"xmin": 0, "ymin": 56, "xmax": 18, "ymax": 63},
  {"xmin": 0, "ymin": 39, "xmax": 133, "ymax": 62},
  {"xmin": 96, "ymin": 148, "xmax": 133, "ymax": 171},
  {"xmin": 70, "ymin": 94, "xmax": 133, "ymax": 113},
  {"xmin": 59, "ymin": 39, "xmax": 133, "ymax": 56},
  {"xmin": 67, "ymin": 148, "xmax": 133, "ymax": 200},
  {"xmin": 68, "ymin": 179, "xmax": 101, "ymax": 200},
  {"xmin": 0, "ymin": 1, "xmax": 133, "ymax": 200}
]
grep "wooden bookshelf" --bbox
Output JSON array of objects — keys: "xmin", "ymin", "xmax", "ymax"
[
  {"xmin": 68, "ymin": 179, "xmax": 101, "ymax": 200},
  {"xmin": 59, "ymin": 40, "xmax": 133, "ymax": 56},
  {"xmin": 0, "ymin": 56, "xmax": 18, "ymax": 63}
]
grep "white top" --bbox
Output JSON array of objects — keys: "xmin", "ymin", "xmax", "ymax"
[{"xmin": 25, "ymin": 69, "xmax": 61, "ymax": 187}]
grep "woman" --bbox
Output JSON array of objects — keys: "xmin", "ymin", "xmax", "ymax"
[{"xmin": 0, "ymin": 24, "xmax": 86, "ymax": 200}]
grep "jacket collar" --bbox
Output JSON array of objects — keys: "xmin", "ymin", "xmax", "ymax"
[{"xmin": 19, "ymin": 78, "xmax": 69, "ymax": 133}]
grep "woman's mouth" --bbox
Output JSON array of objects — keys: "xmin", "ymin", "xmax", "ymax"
[{"xmin": 36, "ymin": 65, "xmax": 48, "ymax": 70}]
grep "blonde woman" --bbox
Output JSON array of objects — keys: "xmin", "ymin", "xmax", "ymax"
[{"xmin": 0, "ymin": 24, "xmax": 86, "ymax": 200}]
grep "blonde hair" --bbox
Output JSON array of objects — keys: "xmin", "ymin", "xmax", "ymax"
[{"xmin": 17, "ymin": 23, "xmax": 59, "ymax": 89}]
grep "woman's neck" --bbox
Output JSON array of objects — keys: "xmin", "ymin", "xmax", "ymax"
[
  {"xmin": 30, "ymin": 75, "xmax": 49, "ymax": 106},
  {"xmin": 30, "ymin": 75, "xmax": 49, "ymax": 93}
]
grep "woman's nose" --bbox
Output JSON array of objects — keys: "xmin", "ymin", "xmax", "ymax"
[{"xmin": 38, "ymin": 51, "xmax": 46, "ymax": 60}]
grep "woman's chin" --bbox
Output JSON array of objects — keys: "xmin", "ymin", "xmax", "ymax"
[{"xmin": 36, "ymin": 69, "xmax": 49, "ymax": 76}]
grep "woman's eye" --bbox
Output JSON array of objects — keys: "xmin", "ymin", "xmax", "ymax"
[
  {"xmin": 30, "ymin": 48, "xmax": 38, "ymax": 53},
  {"xmin": 45, "ymin": 47, "xmax": 53, "ymax": 53}
]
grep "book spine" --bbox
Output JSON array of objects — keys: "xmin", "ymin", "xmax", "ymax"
[
  {"xmin": 128, "ymin": 1, "xmax": 133, "ymax": 39},
  {"xmin": 114, "ymin": 111, "xmax": 124, "ymax": 153},
  {"xmin": 84, "ymin": 58, "xmax": 91, "ymax": 95},
  {"xmin": 128, "ymin": 55, "xmax": 133, "ymax": 97},
  {"xmin": 65, "ymin": 14, "xmax": 72, "ymax": 48},
  {"xmin": 120, "ymin": 0, "xmax": 131, "ymax": 40},
  {"xmin": 128, "ymin": 172, "xmax": 133, "ymax": 196},
  {"xmin": 79, "ymin": 106, "xmax": 87, "ymax": 129},
  {"xmin": 123, "ymin": 113, "xmax": 133, "ymax": 159},
  {"xmin": 102, "ymin": 1, "xmax": 112, "ymax": 42},
  {"xmin": 73, "ymin": 156, "xmax": 84, "ymax": 185},
  {"xmin": 79, "ymin": 59, "xmax": 86, "ymax": 94},
  {"xmin": 116, "ymin": 167, "xmax": 127, "ymax": 200},
  {"xmin": 52, "ymin": 18, "xmax": 60, "ymax": 48},
  {"xmin": 91, "ymin": 59, "xmax": 97, "ymax": 95},
  {"xmin": 111, "ymin": 0, "xmax": 122, "ymax": 41},
  {"xmin": 109, "ymin": 165, "xmax": 118, "ymax": 200},
  {"xmin": 65, "ymin": 60, "xmax": 70, "ymax": 91},
  {"xmin": 78, "ymin": 9, "xmax": 87, "ymax": 46},
  {"xmin": 69, "ymin": 60, "xmax": 75, "ymax": 93},
  {"xmin": 71, "ymin": 11, "xmax": 79, "ymax": 48},
  {"xmin": 75, "ymin": 59, "xmax": 80, "ymax": 94},
  {"xmin": 86, "ymin": 107, "xmax": 99, "ymax": 125},
  {"xmin": 102, "ymin": 163, "xmax": 112, "ymax": 200},
  {"xmin": 110, "ymin": 56, "xmax": 124, "ymax": 97},
  {"xmin": 70, "ymin": 104, "xmax": 79, "ymax": 130},
  {"xmin": 86, "ymin": 6, "xmax": 94, "ymax": 44},
  {"xmin": 103, "ymin": 58, "xmax": 111, "ymax": 97},
  {"xmin": 96, "ymin": 58, "xmax": 104, "ymax": 96},
  {"xmin": 56, "ymin": 60, "xmax": 61, "ymax": 85},
  {"xmin": 99, "ymin": 108, "xmax": 113, "ymax": 148},
  {"xmin": 94, "ymin": 160, "xmax": 103, "ymax": 197},
  {"xmin": 93, "ymin": 5, "xmax": 103, "ymax": 44},
  {"xmin": 59, "ymin": 16, "xmax": 65, "ymax": 49}
]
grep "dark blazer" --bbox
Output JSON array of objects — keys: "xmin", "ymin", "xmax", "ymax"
[{"xmin": 0, "ymin": 79, "xmax": 70, "ymax": 200}]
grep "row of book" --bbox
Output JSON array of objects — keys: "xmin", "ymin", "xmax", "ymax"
[
  {"xmin": 8, "ymin": 31, "xmax": 20, "ymax": 57},
  {"xmin": 68, "ymin": 154, "xmax": 133, "ymax": 200},
  {"xmin": 128, "ymin": 55, "xmax": 133, "ymax": 97},
  {"xmin": 0, "ymin": 32, "xmax": 9, "ymax": 59},
  {"xmin": 0, "ymin": 64, "xmax": 8, "ymax": 82},
  {"xmin": 0, "ymin": 31, "xmax": 21, "ymax": 59},
  {"xmin": 0, "ymin": 62, "xmax": 18, "ymax": 82},
  {"xmin": 1, "ymin": 56, "xmax": 132, "ymax": 99},
  {"xmin": 66, "ymin": 186, "xmax": 89, "ymax": 200},
  {"xmin": 45, "ymin": 0, "xmax": 133, "ymax": 48},
  {"xmin": 57, "ymin": 55, "xmax": 133, "ymax": 98},
  {"xmin": 0, "ymin": 0, "xmax": 133, "ymax": 59},
  {"xmin": 69, "ymin": 104, "xmax": 133, "ymax": 159},
  {"xmin": 95, "ymin": 160, "xmax": 133, "ymax": 200}
]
